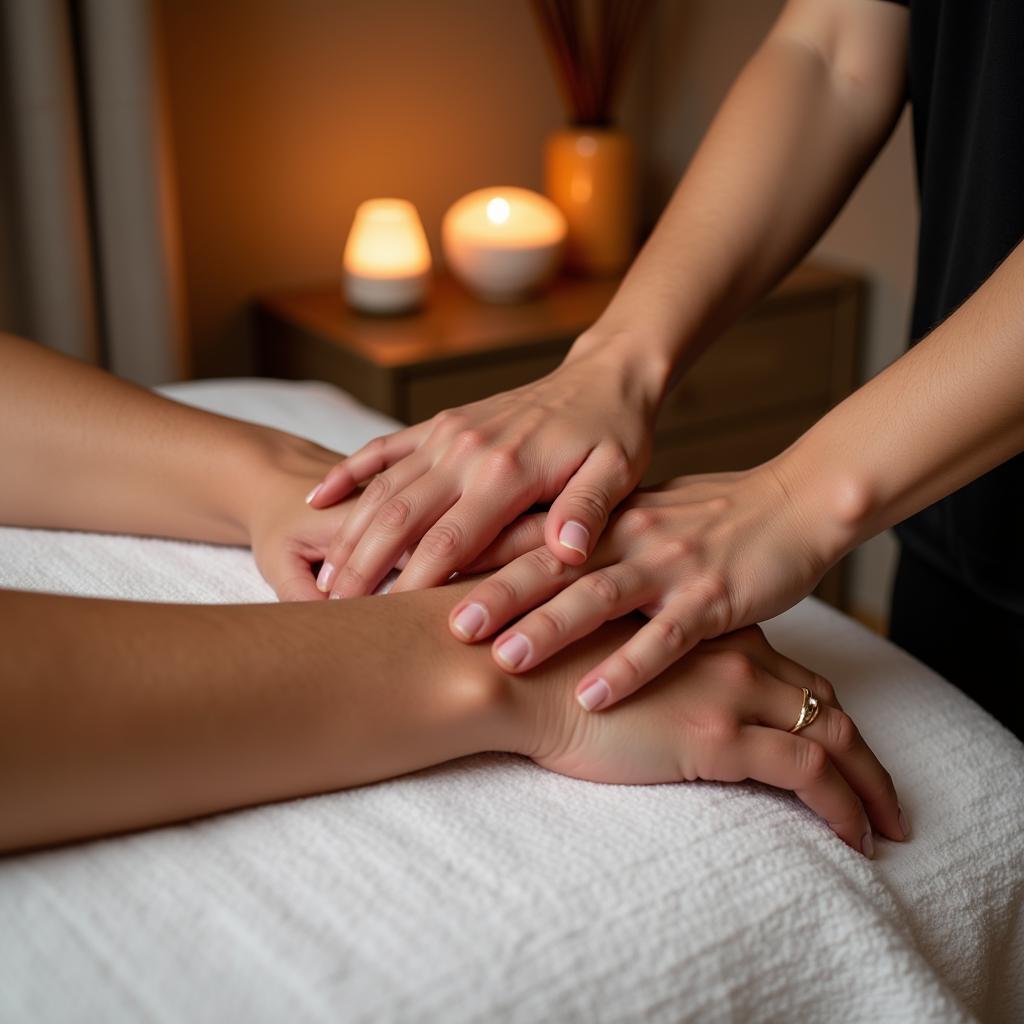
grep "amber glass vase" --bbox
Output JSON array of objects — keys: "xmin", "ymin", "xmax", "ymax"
[{"xmin": 544, "ymin": 126, "xmax": 636, "ymax": 276}]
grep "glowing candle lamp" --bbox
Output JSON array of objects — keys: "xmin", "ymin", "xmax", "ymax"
[
  {"xmin": 343, "ymin": 198, "xmax": 432, "ymax": 314},
  {"xmin": 442, "ymin": 186, "xmax": 567, "ymax": 302}
]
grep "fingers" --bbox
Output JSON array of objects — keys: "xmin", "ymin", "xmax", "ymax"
[
  {"xmin": 755, "ymin": 676, "xmax": 905, "ymax": 843},
  {"xmin": 545, "ymin": 446, "xmax": 636, "ymax": 565},
  {"xmin": 257, "ymin": 546, "xmax": 326, "ymax": 603},
  {"xmin": 390, "ymin": 483, "xmax": 537, "ymax": 593},
  {"xmin": 461, "ymin": 513, "xmax": 547, "ymax": 573},
  {"xmin": 574, "ymin": 595, "xmax": 710, "ymax": 710},
  {"xmin": 308, "ymin": 422, "xmax": 429, "ymax": 508},
  {"xmin": 326, "ymin": 475, "xmax": 459, "ymax": 598},
  {"xmin": 734, "ymin": 725, "xmax": 875, "ymax": 856},
  {"xmin": 317, "ymin": 452, "xmax": 432, "ymax": 588},
  {"xmin": 449, "ymin": 545, "xmax": 582, "ymax": 642},
  {"xmin": 487, "ymin": 563, "xmax": 656, "ymax": 674}
]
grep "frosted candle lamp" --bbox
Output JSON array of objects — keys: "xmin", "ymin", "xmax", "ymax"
[
  {"xmin": 442, "ymin": 186, "xmax": 567, "ymax": 302},
  {"xmin": 343, "ymin": 198, "xmax": 432, "ymax": 314}
]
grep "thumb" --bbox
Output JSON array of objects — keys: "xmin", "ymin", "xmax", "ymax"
[
  {"xmin": 255, "ymin": 545, "xmax": 327, "ymax": 602},
  {"xmin": 546, "ymin": 447, "xmax": 635, "ymax": 565}
]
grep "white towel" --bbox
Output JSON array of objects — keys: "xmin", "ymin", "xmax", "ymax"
[{"xmin": 1, "ymin": 378, "xmax": 1021, "ymax": 1023}]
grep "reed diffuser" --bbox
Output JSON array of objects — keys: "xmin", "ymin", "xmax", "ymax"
[{"xmin": 531, "ymin": 0, "xmax": 652, "ymax": 274}]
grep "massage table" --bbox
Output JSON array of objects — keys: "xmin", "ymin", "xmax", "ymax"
[{"xmin": 1, "ymin": 378, "xmax": 1022, "ymax": 1023}]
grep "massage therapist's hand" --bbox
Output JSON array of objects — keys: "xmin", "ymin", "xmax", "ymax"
[
  {"xmin": 451, "ymin": 460, "xmax": 845, "ymax": 711},
  {"xmin": 512, "ymin": 619, "xmax": 905, "ymax": 857},
  {"xmin": 305, "ymin": 335, "xmax": 668, "ymax": 598}
]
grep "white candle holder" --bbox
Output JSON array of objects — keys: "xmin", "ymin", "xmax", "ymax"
[
  {"xmin": 343, "ymin": 198, "xmax": 432, "ymax": 315},
  {"xmin": 442, "ymin": 187, "xmax": 567, "ymax": 302}
]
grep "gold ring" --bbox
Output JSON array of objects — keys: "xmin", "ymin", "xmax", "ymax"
[{"xmin": 789, "ymin": 687, "xmax": 820, "ymax": 734}]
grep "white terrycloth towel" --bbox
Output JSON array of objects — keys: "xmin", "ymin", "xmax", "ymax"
[{"xmin": 0, "ymin": 379, "xmax": 1022, "ymax": 1024}]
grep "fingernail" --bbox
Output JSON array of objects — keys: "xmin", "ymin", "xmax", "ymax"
[
  {"xmin": 495, "ymin": 633, "xmax": 530, "ymax": 670},
  {"xmin": 316, "ymin": 561, "xmax": 336, "ymax": 592},
  {"xmin": 861, "ymin": 829, "xmax": 875, "ymax": 859},
  {"xmin": 453, "ymin": 602, "xmax": 486, "ymax": 640},
  {"xmin": 558, "ymin": 520, "xmax": 590, "ymax": 556},
  {"xmin": 329, "ymin": 592, "xmax": 342, "ymax": 600},
  {"xmin": 305, "ymin": 484, "xmax": 323, "ymax": 505},
  {"xmin": 577, "ymin": 678, "xmax": 611, "ymax": 712},
  {"xmin": 898, "ymin": 805, "xmax": 910, "ymax": 839}
]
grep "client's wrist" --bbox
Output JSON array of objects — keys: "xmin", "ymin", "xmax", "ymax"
[{"xmin": 232, "ymin": 427, "xmax": 340, "ymax": 544}]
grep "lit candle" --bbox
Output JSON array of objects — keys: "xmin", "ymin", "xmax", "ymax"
[
  {"xmin": 343, "ymin": 198, "xmax": 432, "ymax": 314},
  {"xmin": 442, "ymin": 186, "xmax": 567, "ymax": 302}
]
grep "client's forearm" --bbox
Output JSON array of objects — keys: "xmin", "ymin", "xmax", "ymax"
[
  {"xmin": 0, "ymin": 581, "xmax": 577, "ymax": 853},
  {"xmin": 0, "ymin": 334, "xmax": 333, "ymax": 543}
]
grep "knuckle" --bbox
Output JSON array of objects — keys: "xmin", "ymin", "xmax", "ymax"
[
  {"xmin": 334, "ymin": 564, "xmax": 365, "ymax": 593},
  {"xmin": 652, "ymin": 616, "xmax": 687, "ymax": 654},
  {"xmin": 813, "ymin": 674, "xmax": 837, "ymax": 705},
  {"xmin": 582, "ymin": 570, "xmax": 622, "ymax": 605},
  {"xmin": 526, "ymin": 547, "xmax": 568, "ymax": 580},
  {"xmin": 662, "ymin": 536, "xmax": 698, "ymax": 561},
  {"xmin": 566, "ymin": 484, "xmax": 610, "ymax": 526},
  {"xmin": 483, "ymin": 447, "xmax": 520, "ymax": 480},
  {"xmin": 452, "ymin": 428, "xmax": 487, "ymax": 456},
  {"xmin": 795, "ymin": 739, "xmax": 830, "ymax": 784},
  {"xmin": 378, "ymin": 496, "xmax": 413, "ymax": 531},
  {"xmin": 694, "ymin": 710, "xmax": 742, "ymax": 747},
  {"xmin": 712, "ymin": 649, "xmax": 758, "ymax": 689},
  {"xmin": 422, "ymin": 520, "xmax": 465, "ymax": 560},
  {"xmin": 618, "ymin": 506, "xmax": 657, "ymax": 536},
  {"xmin": 432, "ymin": 408, "xmax": 467, "ymax": 435},
  {"xmin": 478, "ymin": 575, "xmax": 519, "ymax": 610},
  {"xmin": 530, "ymin": 607, "xmax": 569, "ymax": 639},
  {"xmin": 613, "ymin": 650, "xmax": 645, "ymax": 687},
  {"xmin": 362, "ymin": 474, "xmax": 392, "ymax": 505},
  {"xmin": 826, "ymin": 710, "xmax": 860, "ymax": 755}
]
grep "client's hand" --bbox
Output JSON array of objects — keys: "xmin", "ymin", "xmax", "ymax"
[
  {"xmin": 244, "ymin": 436, "xmax": 357, "ymax": 601},
  {"xmin": 511, "ymin": 619, "xmax": 904, "ymax": 859}
]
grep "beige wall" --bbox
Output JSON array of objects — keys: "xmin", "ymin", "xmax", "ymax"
[{"xmin": 159, "ymin": 0, "xmax": 652, "ymax": 377}]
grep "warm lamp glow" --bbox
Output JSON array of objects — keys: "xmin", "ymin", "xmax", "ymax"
[
  {"xmin": 486, "ymin": 197, "xmax": 511, "ymax": 225},
  {"xmin": 442, "ymin": 187, "xmax": 567, "ymax": 302},
  {"xmin": 343, "ymin": 198, "xmax": 431, "ymax": 314}
]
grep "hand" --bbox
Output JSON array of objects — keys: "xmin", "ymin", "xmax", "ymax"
[
  {"xmin": 449, "ymin": 462, "xmax": 842, "ymax": 710},
  {"xmin": 305, "ymin": 338, "xmax": 668, "ymax": 599},
  {"xmin": 512, "ymin": 619, "xmax": 905, "ymax": 857},
  {"xmin": 244, "ymin": 436, "xmax": 357, "ymax": 601}
]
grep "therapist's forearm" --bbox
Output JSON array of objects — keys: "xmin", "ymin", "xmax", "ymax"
[
  {"xmin": 773, "ymin": 238, "xmax": 1024, "ymax": 564},
  {"xmin": 574, "ymin": 0, "xmax": 907, "ymax": 383},
  {"xmin": 0, "ymin": 334, "xmax": 329, "ymax": 544}
]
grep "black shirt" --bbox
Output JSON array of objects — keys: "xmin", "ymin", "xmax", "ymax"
[{"xmin": 883, "ymin": 0, "xmax": 1024, "ymax": 614}]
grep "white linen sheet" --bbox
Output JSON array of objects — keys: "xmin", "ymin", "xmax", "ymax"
[{"xmin": 0, "ymin": 378, "xmax": 1022, "ymax": 1024}]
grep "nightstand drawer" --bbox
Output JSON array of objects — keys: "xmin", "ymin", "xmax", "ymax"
[
  {"xmin": 656, "ymin": 301, "xmax": 837, "ymax": 434},
  {"xmin": 404, "ymin": 350, "xmax": 567, "ymax": 423},
  {"xmin": 644, "ymin": 405, "xmax": 823, "ymax": 483}
]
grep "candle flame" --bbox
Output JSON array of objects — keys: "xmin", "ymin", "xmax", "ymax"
[{"xmin": 486, "ymin": 197, "xmax": 511, "ymax": 225}]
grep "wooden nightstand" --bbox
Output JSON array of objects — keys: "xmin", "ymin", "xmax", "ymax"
[{"xmin": 255, "ymin": 264, "xmax": 863, "ymax": 609}]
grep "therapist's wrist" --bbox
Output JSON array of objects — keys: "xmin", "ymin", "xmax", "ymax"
[
  {"xmin": 766, "ymin": 436, "xmax": 877, "ymax": 570},
  {"xmin": 565, "ymin": 325, "xmax": 675, "ymax": 410}
]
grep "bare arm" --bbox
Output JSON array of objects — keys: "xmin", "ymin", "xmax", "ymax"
[
  {"xmin": 0, "ymin": 334, "xmax": 351, "ymax": 600},
  {"xmin": 583, "ymin": 0, "xmax": 909, "ymax": 376},
  {"xmin": 0, "ymin": 580, "xmax": 903, "ymax": 857}
]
